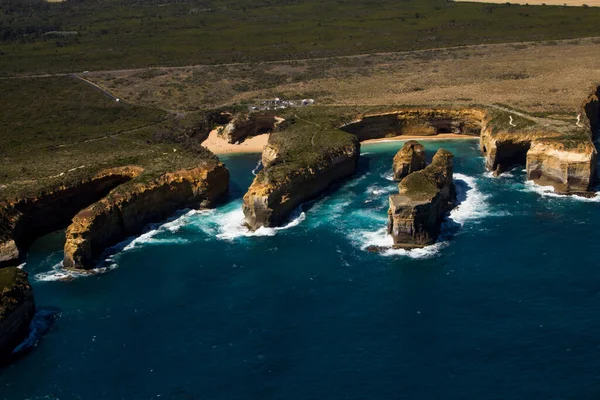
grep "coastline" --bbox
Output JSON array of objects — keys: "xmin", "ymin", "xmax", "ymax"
[
  {"xmin": 362, "ymin": 134, "xmax": 479, "ymax": 144},
  {"xmin": 204, "ymin": 132, "xmax": 479, "ymax": 156},
  {"xmin": 202, "ymin": 130, "xmax": 269, "ymax": 155}
]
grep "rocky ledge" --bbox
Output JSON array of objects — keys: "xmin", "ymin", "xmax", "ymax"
[
  {"xmin": 387, "ymin": 148, "xmax": 456, "ymax": 248},
  {"xmin": 480, "ymin": 104, "xmax": 598, "ymax": 194},
  {"xmin": 339, "ymin": 109, "xmax": 484, "ymax": 140},
  {"xmin": 0, "ymin": 167, "xmax": 142, "ymax": 268},
  {"xmin": 0, "ymin": 268, "xmax": 35, "ymax": 362},
  {"xmin": 219, "ymin": 112, "xmax": 280, "ymax": 144},
  {"xmin": 393, "ymin": 140, "xmax": 426, "ymax": 181},
  {"xmin": 64, "ymin": 162, "xmax": 229, "ymax": 269},
  {"xmin": 243, "ymin": 137, "xmax": 359, "ymax": 230}
]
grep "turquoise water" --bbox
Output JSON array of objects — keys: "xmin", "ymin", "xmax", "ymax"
[{"xmin": 3, "ymin": 139, "xmax": 600, "ymax": 399}]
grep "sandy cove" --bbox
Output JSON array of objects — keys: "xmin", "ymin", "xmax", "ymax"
[
  {"xmin": 202, "ymin": 129, "xmax": 270, "ymax": 155},
  {"xmin": 203, "ymin": 132, "xmax": 477, "ymax": 155},
  {"xmin": 361, "ymin": 134, "xmax": 478, "ymax": 144}
]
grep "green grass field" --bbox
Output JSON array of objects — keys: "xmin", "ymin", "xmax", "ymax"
[
  {"xmin": 0, "ymin": 77, "xmax": 217, "ymax": 201},
  {"xmin": 1, "ymin": 0, "xmax": 599, "ymax": 75}
]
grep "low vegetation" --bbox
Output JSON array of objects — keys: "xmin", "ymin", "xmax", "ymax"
[
  {"xmin": 2, "ymin": 0, "xmax": 600, "ymax": 75},
  {"xmin": 0, "ymin": 76, "xmax": 218, "ymax": 201}
]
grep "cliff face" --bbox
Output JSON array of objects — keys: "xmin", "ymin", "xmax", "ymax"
[
  {"xmin": 243, "ymin": 140, "xmax": 360, "ymax": 230},
  {"xmin": 526, "ymin": 140, "xmax": 597, "ymax": 194},
  {"xmin": 0, "ymin": 167, "xmax": 142, "ymax": 268},
  {"xmin": 340, "ymin": 109, "xmax": 484, "ymax": 140},
  {"xmin": 480, "ymin": 122, "xmax": 534, "ymax": 174},
  {"xmin": 480, "ymin": 110, "xmax": 598, "ymax": 194},
  {"xmin": 0, "ymin": 268, "xmax": 35, "ymax": 361},
  {"xmin": 584, "ymin": 85, "xmax": 599, "ymax": 140},
  {"xmin": 219, "ymin": 113, "xmax": 279, "ymax": 144},
  {"xmin": 387, "ymin": 149, "xmax": 456, "ymax": 248},
  {"xmin": 393, "ymin": 140, "xmax": 426, "ymax": 181},
  {"xmin": 64, "ymin": 162, "xmax": 229, "ymax": 269}
]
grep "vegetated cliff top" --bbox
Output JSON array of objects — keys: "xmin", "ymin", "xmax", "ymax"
[
  {"xmin": 0, "ymin": 76, "xmax": 220, "ymax": 202},
  {"xmin": 257, "ymin": 107, "xmax": 361, "ymax": 185},
  {"xmin": 0, "ymin": 268, "xmax": 30, "ymax": 319},
  {"xmin": 399, "ymin": 149, "xmax": 454, "ymax": 202}
]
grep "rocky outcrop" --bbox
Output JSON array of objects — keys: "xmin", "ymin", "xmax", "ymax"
[
  {"xmin": 480, "ymin": 121, "xmax": 534, "ymax": 174},
  {"xmin": 64, "ymin": 162, "xmax": 229, "ymax": 269},
  {"xmin": 480, "ymin": 112, "xmax": 598, "ymax": 194},
  {"xmin": 261, "ymin": 143, "xmax": 280, "ymax": 168},
  {"xmin": 0, "ymin": 167, "xmax": 142, "ymax": 268},
  {"xmin": 219, "ymin": 113, "xmax": 279, "ymax": 144},
  {"xmin": 387, "ymin": 149, "xmax": 456, "ymax": 248},
  {"xmin": 526, "ymin": 140, "xmax": 597, "ymax": 194},
  {"xmin": 393, "ymin": 140, "xmax": 426, "ymax": 181},
  {"xmin": 0, "ymin": 268, "xmax": 35, "ymax": 361},
  {"xmin": 243, "ymin": 140, "xmax": 360, "ymax": 230},
  {"xmin": 340, "ymin": 109, "xmax": 484, "ymax": 141}
]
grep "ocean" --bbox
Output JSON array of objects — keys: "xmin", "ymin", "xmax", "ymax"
[{"xmin": 2, "ymin": 139, "xmax": 600, "ymax": 399}]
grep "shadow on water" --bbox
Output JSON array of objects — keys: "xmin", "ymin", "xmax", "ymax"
[
  {"xmin": 1, "ymin": 308, "xmax": 60, "ymax": 369},
  {"xmin": 302, "ymin": 155, "xmax": 371, "ymax": 215}
]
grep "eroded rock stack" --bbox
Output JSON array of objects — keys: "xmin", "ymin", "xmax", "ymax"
[
  {"xmin": 392, "ymin": 140, "xmax": 426, "ymax": 181},
  {"xmin": 387, "ymin": 148, "xmax": 456, "ymax": 248},
  {"xmin": 243, "ymin": 139, "xmax": 360, "ymax": 230},
  {"xmin": 0, "ymin": 267, "xmax": 35, "ymax": 362}
]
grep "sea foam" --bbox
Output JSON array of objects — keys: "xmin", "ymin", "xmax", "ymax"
[
  {"xmin": 189, "ymin": 202, "xmax": 305, "ymax": 240},
  {"xmin": 353, "ymin": 173, "xmax": 497, "ymax": 258},
  {"xmin": 522, "ymin": 180, "xmax": 600, "ymax": 202}
]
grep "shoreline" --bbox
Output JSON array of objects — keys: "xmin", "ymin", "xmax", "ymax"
[
  {"xmin": 202, "ymin": 130, "xmax": 268, "ymax": 155},
  {"xmin": 205, "ymin": 132, "xmax": 480, "ymax": 156},
  {"xmin": 362, "ymin": 134, "xmax": 479, "ymax": 144}
]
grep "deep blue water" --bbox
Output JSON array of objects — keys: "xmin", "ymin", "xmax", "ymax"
[{"xmin": 3, "ymin": 140, "xmax": 600, "ymax": 399}]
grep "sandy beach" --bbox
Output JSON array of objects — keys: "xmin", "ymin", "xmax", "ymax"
[
  {"xmin": 362, "ymin": 134, "xmax": 479, "ymax": 144},
  {"xmin": 455, "ymin": 0, "xmax": 599, "ymax": 5},
  {"xmin": 202, "ymin": 130, "xmax": 269, "ymax": 154},
  {"xmin": 203, "ymin": 132, "xmax": 477, "ymax": 155}
]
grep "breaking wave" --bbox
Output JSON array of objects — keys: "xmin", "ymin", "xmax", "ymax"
[
  {"xmin": 522, "ymin": 181, "xmax": 600, "ymax": 202},
  {"xmin": 188, "ymin": 201, "xmax": 305, "ymax": 240},
  {"xmin": 34, "ymin": 261, "xmax": 118, "ymax": 282},
  {"xmin": 351, "ymin": 174, "xmax": 500, "ymax": 258}
]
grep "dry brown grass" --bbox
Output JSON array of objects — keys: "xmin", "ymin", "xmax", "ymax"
[
  {"xmin": 90, "ymin": 37, "xmax": 600, "ymax": 117},
  {"xmin": 456, "ymin": 0, "xmax": 600, "ymax": 6}
]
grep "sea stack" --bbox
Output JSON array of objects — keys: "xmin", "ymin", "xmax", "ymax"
[
  {"xmin": 387, "ymin": 148, "xmax": 456, "ymax": 248},
  {"xmin": 392, "ymin": 140, "xmax": 426, "ymax": 181},
  {"xmin": 0, "ymin": 267, "xmax": 35, "ymax": 362}
]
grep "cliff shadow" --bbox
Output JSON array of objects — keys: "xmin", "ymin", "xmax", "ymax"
[
  {"xmin": 0, "ymin": 308, "xmax": 60, "ymax": 369},
  {"xmin": 301, "ymin": 154, "xmax": 372, "ymax": 216}
]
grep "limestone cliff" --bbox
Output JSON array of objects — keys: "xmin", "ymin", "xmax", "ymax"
[
  {"xmin": 387, "ymin": 149, "xmax": 456, "ymax": 248},
  {"xmin": 393, "ymin": 140, "xmax": 426, "ymax": 181},
  {"xmin": 64, "ymin": 162, "xmax": 229, "ymax": 269},
  {"xmin": 243, "ymin": 140, "xmax": 360, "ymax": 230},
  {"xmin": 0, "ymin": 268, "xmax": 35, "ymax": 361},
  {"xmin": 219, "ymin": 112, "xmax": 279, "ymax": 144},
  {"xmin": 340, "ymin": 109, "xmax": 484, "ymax": 140},
  {"xmin": 480, "ymin": 110, "xmax": 598, "ymax": 194},
  {"xmin": 0, "ymin": 167, "xmax": 142, "ymax": 268},
  {"xmin": 526, "ymin": 140, "xmax": 597, "ymax": 194}
]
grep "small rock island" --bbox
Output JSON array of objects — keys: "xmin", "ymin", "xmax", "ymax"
[{"xmin": 388, "ymin": 145, "xmax": 457, "ymax": 248}]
